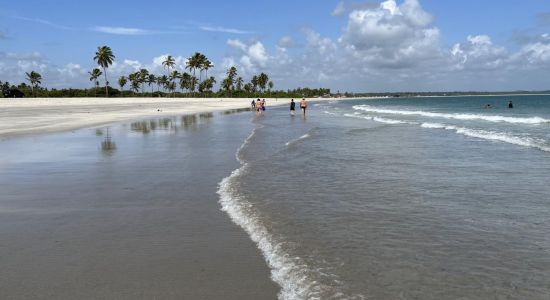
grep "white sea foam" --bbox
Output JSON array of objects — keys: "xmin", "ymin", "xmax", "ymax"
[
  {"xmin": 418, "ymin": 122, "xmax": 550, "ymax": 152},
  {"xmin": 353, "ymin": 105, "xmax": 550, "ymax": 125},
  {"xmin": 346, "ymin": 112, "xmax": 550, "ymax": 152},
  {"xmin": 285, "ymin": 133, "xmax": 311, "ymax": 147},
  {"xmin": 344, "ymin": 113, "xmax": 412, "ymax": 125},
  {"xmin": 219, "ymin": 128, "xmax": 365, "ymax": 300}
]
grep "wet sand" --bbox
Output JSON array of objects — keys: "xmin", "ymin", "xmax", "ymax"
[{"xmin": 0, "ymin": 111, "xmax": 278, "ymax": 299}]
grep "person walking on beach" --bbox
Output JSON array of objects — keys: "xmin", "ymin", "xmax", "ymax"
[
  {"xmin": 290, "ymin": 99, "xmax": 296, "ymax": 115},
  {"xmin": 255, "ymin": 99, "xmax": 263, "ymax": 115},
  {"xmin": 300, "ymin": 98, "xmax": 308, "ymax": 116},
  {"xmin": 251, "ymin": 99, "xmax": 256, "ymax": 109}
]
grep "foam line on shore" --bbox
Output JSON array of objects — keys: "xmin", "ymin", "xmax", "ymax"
[
  {"xmin": 218, "ymin": 125, "xmax": 365, "ymax": 300},
  {"xmin": 352, "ymin": 105, "xmax": 550, "ymax": 125}
]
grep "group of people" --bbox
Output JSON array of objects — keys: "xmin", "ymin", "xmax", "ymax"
[
  {"xmin": 251, "ymin": 98, "xmax": 267, "ymax": 115},
  {"xmin": 251, "ymin": 98, "xmax": 309, "ymax": 116},
  {"xmin": 289, "ymin": 98, "xmax": 308, "ymax": 116}
]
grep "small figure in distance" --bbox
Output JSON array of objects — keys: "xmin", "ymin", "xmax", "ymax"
[
  {"xmin": 251, "ymin": 99, "xmax": 256, "ymax": 110},
  {"xmin": 300, "ymin": 98, "xmax": 308, "ymax": 116},
  {"xmin": 261, "ymin": 99, "xmax": 266, "ymax": 111},
  {"xmin": 485, "ymin": 104, "xmax": 492, "ymax": 109},
  {"xmin": 290, "ymin": 99, "xmax": 296, "ymax": 116},
  {"xmin": 508, "ymin": 100, "xmax": 514, "ymax": 109},
  {"xmin": 255, "ymin": 98, "xmax": 263, "ymax": 115}
]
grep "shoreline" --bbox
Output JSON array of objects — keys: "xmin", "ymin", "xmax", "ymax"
[{"xmin": 0, "ymin": 97, "xmax": 364, "ymax": 139}]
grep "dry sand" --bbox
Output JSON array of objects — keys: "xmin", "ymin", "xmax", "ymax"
[{"xmin": 0, "ymin": 97, "xmax": 344, "ymax": 138}]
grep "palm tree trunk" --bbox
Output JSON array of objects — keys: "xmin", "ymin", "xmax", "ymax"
[{"xmin": 103, "ymin": 68, "xmax": 109, "ymax": 97}]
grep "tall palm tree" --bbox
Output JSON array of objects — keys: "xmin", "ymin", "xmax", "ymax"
[
  {"xmin": 258, "ymin": 72, "xmax": 269, "ymax": 92},
  {"xmin": 169, "ymin": 70, "xmax": 180, "ymax": 97},
  {"xmin": 138, "ymin": 69, "xmax": 149, "ymax": 93},
  {"xmin": 251, "ymin": 75, "xmax": 259, "ymax": 92},
  {"xmin": 147, "ymin": 74, "xmax": 156, "ymax": 94},
  {"xmin": 205, "ymin": 76, "xmax": 216, "ymax": 93},
  {"xmin": 186, "ymin": 52, "xmax": 204, "ymax": 80},
  {"xmin": 162, "ymin": 55, "xmax": 176, "ymax": 76},
  {"xmin": 25, "ymin": 71, "xmax": 42, "ymax": 97},
  {"xmin": 155, "ymin": 75, "xmax": 163, "ymax": 95},
  {"xmin": 189, "ymin": 76, "xmax": 198, "ymax": 96},
  {"xmin": 93, "ymin": 46, "xmax": 115, "ymax": 97},
  {"xmin": 236, "ymin": 77, "xmax": 244, "ymax": 92},
  {"xmin": 202, "ymin": 58, "xmax": 213, "ymax": 80},
  {"xmin": 159, "ymin": 75, "xmax": 169, "ymax": 94},
  {"xmin": 268, "ymin": 80, "xmax": 274, "ymax": 93},
  {"xmin": 88, "ymin": 68, "xmax": 102, "ymax": 97},
  {"xmin": 118, "ymin": 76, "xmax": 127, "ymax": 96},
  {"xmin": 179, "ymin": 72, "xmax": 191, "ymax": 94},
  {"xmin": 128, "ymin": 72, "xmax": 139, "ymax": 96}
]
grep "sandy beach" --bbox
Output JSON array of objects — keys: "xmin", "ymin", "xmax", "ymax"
[{"xmin": 0, "ymin": 97, "xmax": 345, "ymax": 138}]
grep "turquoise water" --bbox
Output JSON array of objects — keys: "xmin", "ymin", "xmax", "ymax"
[{"xmin": 220, "ymin": 95, "xmax": 550, "ymax": 299}]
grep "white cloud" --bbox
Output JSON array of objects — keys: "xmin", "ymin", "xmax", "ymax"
[
  {"xmin": 223, "ymin": 40, "xmax": 270, "ymax": 75},
  {"xmin": 332, "ymin": 1, "xmax": 347, "ymax": 16},
  {"xmin": 14, "ymin": 16, "xmax": 73, "ymax": 30},
  {"xmin": 277, "ymin": 36, "xmax": 296, "ymax": 49},
  {"xmin": 200, "ymin": 26, "xmax": 252, "ymax": 34},
  {"xmin": 92, "ymin": 26, "xmax": 154, "ymax": 35},
  {"xmin": 450, "ymin": 35, "xmax": 508, "ymax": 70}
]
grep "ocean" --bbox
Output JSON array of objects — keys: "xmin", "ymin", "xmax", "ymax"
[{"xmin": 219, "ymin": 95, "xmax": 550, "ymax": 299}]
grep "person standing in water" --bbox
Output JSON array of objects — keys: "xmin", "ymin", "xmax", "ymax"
[
  {"xmin": 261, "ymin": 99, "xmax": 266, "ymax": 111},
  {"xmin": 508, "ymin": 100, "xmax": 514, "ymax": 109},
  {"xmin": 251, "ymin": 99, "xmax": 256, "ymax": 109},
  {"xmin": 255, "ymin": 99, "xmax": 263, "ymax": 115},
  {"xmin": 300, "ymin": 98, "xmax": 308, "ymax": 116},
  {"xmin": 290, "ymin": 99, "xmax": 296, "ymax": 115}
]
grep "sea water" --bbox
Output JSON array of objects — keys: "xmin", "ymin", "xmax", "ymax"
[{"xmin": 219, "ymin": 95, "xmax": 550, "ymax": 299}]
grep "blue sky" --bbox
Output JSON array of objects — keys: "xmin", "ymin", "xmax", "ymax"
[{"xmin": 1, "ymin": 0, "xmax": 549, "ymax": 92}]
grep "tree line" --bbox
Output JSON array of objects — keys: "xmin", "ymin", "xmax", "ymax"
[{"xmin": 1, "ymin": 45, "xmax": 331, "ymax": 98}]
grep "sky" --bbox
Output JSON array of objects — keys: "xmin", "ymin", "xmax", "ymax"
[{"xmin": 1, "ymin": 0, "xmax": 549, "ymax": 92}]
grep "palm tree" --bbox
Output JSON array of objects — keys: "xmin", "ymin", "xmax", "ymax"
[
  {"xmin": 258, "ymin": 72, "xmax": 269, "ymax": 92},
  {"xmin": 25, "ymin": 71, "xmax": 42, "ymax": 97},
  {"xmin": 147, "ymin": 74, "xmax": 156, "ymax": 94},
  {"xmin": 162, "ymin": 55, "xmax": 176, "ymax": 75},
  {"xmin": 88, "ymin": 68, "xmax": 102, "ymax": 97},
  {"xmin": 118, "ymin": 76, "xmax": 127, "ymax": 96},
  {"xmin": 186, "ymin": 52, "xmax": 204, "ymax": 80},
  {"xmin": 93, "ymin": 46, "xmax": 115, "ymax": 97},
  {"xmin": 139, "ymin": 69, "xmax": 149, "ymax": 93},
  {"xmin": 179, "ymin": 72, "xmax": 191, "ymax": 94},
  {"xmin": 244, "ymin": 83, "xmax": 252, "ymax": 93},
  {"xmin": 202, "ymin": 58, "xmax": 213, "ymax": 80},
  {"xmin": 159, "ymin": 75, "xmax": 169, "ymax": 94},
  {"xmin": 169, "ymin": 70, "xmax": 180, "ymax": 97},
  {"xmin": 189, "ymin": 76, "xmax": 198, "ymax": 96},
  {"xmin": 205, "ymin": 76, "xmax": 216, "ymax": 93},
  {"xmin": 167, "ymin": 81, "xmax": 176, "ymax": 95},
  {"xmin": 251, "ymin": 75, "xmax": 259, "ymax": 92},
  {"xmin": 236, "ymin": 77, "xmax": 244, "ymax": 92},
  {"xmin": 128, "ymin": 72, "xmax": 139, "ymax": 96},
  {"xmin": 268, "ymin": 81, "xmax": 274, "ymax": 93}
]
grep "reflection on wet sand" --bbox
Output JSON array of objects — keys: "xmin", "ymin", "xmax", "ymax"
[
  {"xmin": 220, "ymin": 107, "xmax": 253, "ymax": 115},
  {"xmin": 129, "ymin": 112, "xmax": 218, "ymax": 135},
  {"xmin": 100, "ymin": 130, "xmax": 116, "ymax": 155}
]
